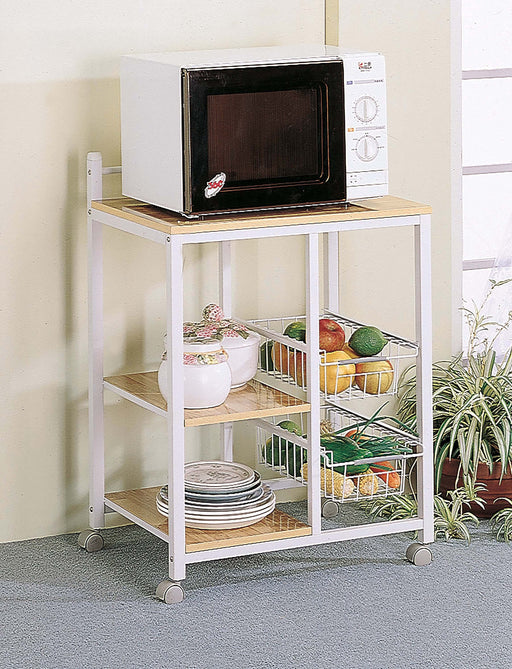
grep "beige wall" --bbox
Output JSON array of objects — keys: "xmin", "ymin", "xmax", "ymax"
[
  {"xmin": 331, "ymin": 0, "xmax": 461, "ymax": 356},
  {"xmin": 2, "ymin": 1, "xmax": 459, "ymax": 544},
  {"xmin": 1, "ymin": 1, "xmax": 325, "ymax": 543}
]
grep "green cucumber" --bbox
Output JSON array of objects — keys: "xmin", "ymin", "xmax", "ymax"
[
  {"xmin": 260, "ymin": 341, "xmax": 274, "ymax": 371},
  {"xmin": 286, "ymin": 443, "xmax": 307, "ymax": 477},
  {"xmin": 264, "ymin": 420, "xmax": 303, "ymax": 469}
]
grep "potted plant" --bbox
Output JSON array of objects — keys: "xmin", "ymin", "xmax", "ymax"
[{"xmin": 397, "ymin": 279, "xmax": 512, "ymax": 517}]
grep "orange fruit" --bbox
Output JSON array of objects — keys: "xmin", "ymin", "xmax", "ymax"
[
  {"xmin": 293, "ymin": 351, "xmax": 307, "ymax": 387},
  {"xmin": 320, "ymin": 350, "xmax": 356, "ymax": 395},
  {"xmin": 271, "ymin": 342, "xmax": 294, "ymax": 376}
]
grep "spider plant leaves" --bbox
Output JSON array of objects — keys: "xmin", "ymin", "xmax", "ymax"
[
  {"xmin": 359, "ymin": 494, "xmax": 418, "ymax": 522},
  {"xmin": 397, "ymin": 280, "xmax": 512, "ymax": 522},
  {"xmin": 433, "ymin": 490, "xmax": 480, "ymax": 545},
  {"xmin": 462, "ymin": 480, "xmax": 487, "ymax": 508},
  {"xmin": 398, "ymin": 348, "xmax": 512, "ymax": 490},
  {"xmin": 483, "ymin": 349, "xmax": 496, "ymax": 378},
  {"xmin": 434, "ymin": 440, "xmax": 453, "ymax": 492},
  {"xmin": 360, "ymin": 490, "xmax": 480, "ymax": 545},
  {"xmin": 490, "ymin": 498, "xmax": 512, "ymax": 543},
  {"xmin": 500, "ymin": 346, "xmax": 512, "ymax": 376}
]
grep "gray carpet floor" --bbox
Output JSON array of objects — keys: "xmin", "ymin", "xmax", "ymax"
[{"xmin": 1, "ymin": 501, "xmax": 511, "ymax": 669}]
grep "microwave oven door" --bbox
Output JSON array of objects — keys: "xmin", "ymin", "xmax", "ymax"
[{"xmin": 183, "ymin": 62, "xmax": 345, "ymax": 214}]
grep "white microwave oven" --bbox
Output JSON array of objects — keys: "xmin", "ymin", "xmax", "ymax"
[{"xmin": 120, "ymin": 45, "xmax": 388, "ymax": 217}]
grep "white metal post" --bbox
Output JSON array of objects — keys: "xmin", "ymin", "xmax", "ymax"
[
  {"xmin": 87, "ymin": 152, "xmax": 105, "ymax": 530},
  {"xmin": 87, "ymin": 152, "xmax": 103, "ymax": 211},
  {"xmin": 219, "ymin": 241, "xmax": 232, "ymax": 318},
  {"xmin": 219, "ymin": 240, "xmax": 234, "ymax": 461},
  {"xmin": 306, "ymin": 233, "xmax": 322, "ymax": 534},
  {"xmin": 222, "ymin": 422, "xmax": 234, "ymax": 462},
  {"xmin": 414, "ymin": 214, "xmax": 434, "ymax": 544},
  {"xmin": 165, "ymin": 235, "xmax": 186, "ymax": 581},
  {"xmin": 324, "ymin": 232, "xmax": 339, "ymax": 313}
]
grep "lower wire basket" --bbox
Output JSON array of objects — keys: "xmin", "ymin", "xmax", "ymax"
[{"xmin": 257, "ymin": 405, "xmax": 421, "ymax": 504}]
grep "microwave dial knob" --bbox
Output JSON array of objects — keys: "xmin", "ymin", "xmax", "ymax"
[
  {"xmin": 354, "ymin": 96, "xmax": 378, "ymax": 123},
  {"xmin": 356, "ymin": 135, "xmax": 379, "ymax": 161}
]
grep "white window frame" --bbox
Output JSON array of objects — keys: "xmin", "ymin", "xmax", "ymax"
[{"xmin": 460, "ymin": 9, "xmax": 512, "ymax": 347}]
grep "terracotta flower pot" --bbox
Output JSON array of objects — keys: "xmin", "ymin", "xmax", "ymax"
[{"xmin": 440, "ymin": 458, "xmax": 512, "ymax": 518}]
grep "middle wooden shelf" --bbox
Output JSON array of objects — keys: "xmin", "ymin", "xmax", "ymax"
[{"xmin": 104, "ymin": 371, "xmax": 311, "ymax": 427}]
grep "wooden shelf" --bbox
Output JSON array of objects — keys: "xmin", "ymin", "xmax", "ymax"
[
  {"xmin": 105, "ymin": 487, "xmax": 311, "ymax": 553},
  {"xmin": 104, "ymin": 371, "xmax": 310, "ymax": 426},
  {"xmin": 92, "ymin": 195, "xmax": 432, "ymax": 236}
]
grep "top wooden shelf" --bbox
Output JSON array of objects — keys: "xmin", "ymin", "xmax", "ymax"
[{"xmin": 91, "ymin": 195, "xmax": 432, "ymax": 236}]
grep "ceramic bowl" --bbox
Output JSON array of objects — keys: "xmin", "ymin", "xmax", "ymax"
[
  {"xmin": 158, "ymin": 337, "xmax": 231, "ymax": 409},
  {"xmin": 221, "ymin": 332, "xmax": 260, "ymax": 388}
]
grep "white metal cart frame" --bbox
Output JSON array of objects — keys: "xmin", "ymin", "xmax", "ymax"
[{"xmin": 81, "ymin": 152, "xmax": 434, "ymax": 603}]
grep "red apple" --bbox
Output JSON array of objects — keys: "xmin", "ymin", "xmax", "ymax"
[{"xmin": 319, "ymin": 318, "xmax": 346, "ymax": 352}]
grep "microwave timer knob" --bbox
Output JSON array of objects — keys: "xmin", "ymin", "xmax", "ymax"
[
  {"xmin": 354, "ymin": 96, "xmax": 378, "ymax": 123},
  {"xmin": 356, "ymin": 135, "xmax": 379, "ymax": 161}
]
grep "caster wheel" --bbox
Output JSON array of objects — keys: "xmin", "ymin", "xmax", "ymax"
[
  {"xmin": 156, "ymin": 579, "xmax": 185, "ymax": 604},
  {"xmin": 78, "ymin": 530, "xmax": 104, "ymax": 553},
  {"xmin": 406, "ymin": 542, "xmax": 432, "ymax": 566},
  {"xmin": 322, "ymin": 500, "xmax": 339, "ymax": 519}
]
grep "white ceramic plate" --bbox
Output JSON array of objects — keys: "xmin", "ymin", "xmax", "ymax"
[
  {"xmin": 184, "ymin": 461, "xmax": 255, "ymax": 489},
  {"xmin": 185, "ymin": 504, "xmax": 276, "ymax": 530},
  {"xmin": 156, "ymin": 489, "xmax": 276, "ymax": 525},
  {"xmin": 155, "ymin": 503, "xmax": 276, "ymax": 527},
  {"xmin": 185, "ymin": 476, "xmax": 262, "ymax": 499},
  {"xmin": 157, "ymin": 490, "xmax": 274, "ymax": 517},
  {"xmin": 180, "ymin": 489, "xmax": 267, "ymax": 510},
  {"xmin": 158, "ymin": 475, "xmax": 263, "ymax": 503},
  {"xmin": 184, "ymin": 497, "xmax": 276, "ymax": 520},
  {"xmin": 158, "ymin": 487, "xmax": 266, "ymax": 508}
]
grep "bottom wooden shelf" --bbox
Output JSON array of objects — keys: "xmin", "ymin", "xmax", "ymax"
[{"xmin": 105, "ymin": 486, "xmax": 311, "ymax": 553}]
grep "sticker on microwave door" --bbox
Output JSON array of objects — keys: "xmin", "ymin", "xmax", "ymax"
[{"xmin": 205, "ymin": 173, "xmax": 226, "ymax": 198}]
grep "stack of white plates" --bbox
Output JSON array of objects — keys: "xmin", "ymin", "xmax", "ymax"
[{"xmin": 156, "ymin": 461, "xmax": 276, "ymax": 530}]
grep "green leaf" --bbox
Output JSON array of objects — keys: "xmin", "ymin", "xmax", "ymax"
[{"xmin": 434, "ymin": 440, "xmax": 453, "ymax": 492}]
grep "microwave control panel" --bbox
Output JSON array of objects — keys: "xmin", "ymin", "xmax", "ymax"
[{"xmin": 343, "ymin": 54, "xmax": 388, "ymax": 198}]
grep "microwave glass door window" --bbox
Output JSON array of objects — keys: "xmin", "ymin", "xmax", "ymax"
[
  {"xmin": 207, "ymin": 89, "xmax": 321, "ymax": 183},
  {"xmin": 185, "ymin": 63, "xmax": 345, "ymax": 213}
]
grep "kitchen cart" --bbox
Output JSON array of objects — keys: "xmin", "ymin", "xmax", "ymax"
[{"xmin": 81, "ymin": 151, "xmax": 434, "ymax": 603}]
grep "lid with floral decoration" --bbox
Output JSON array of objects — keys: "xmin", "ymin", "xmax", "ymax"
[{"xmin": 182, "ymin": 304, "xmax": 250, "ymax": 341}]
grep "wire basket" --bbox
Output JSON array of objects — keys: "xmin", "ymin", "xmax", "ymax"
[
  {"xmin": 240, "ymin": 311, "xmax": 418, "ymax": 401},
  {"xmin": 256, "ymin": 406, "xmax": 420, "ymax": 504}
]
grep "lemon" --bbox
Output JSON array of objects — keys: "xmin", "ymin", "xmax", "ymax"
[
  {"xmin": 349, "ymin": 326, "xmax": 387, "ymax": 356},
  {"xmin": 355, "ymin": 359, "xmax": 394, "ymax": 394},
  {"xmin": 320, "ymin": 350, "xmax": 356, "ymax": 395},
  {"xmin": 342, "ymin": 343, "xmax": 359, "ymax": 359}
]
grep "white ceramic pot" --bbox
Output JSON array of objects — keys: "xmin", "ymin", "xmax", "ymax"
[
  {"xmin": 158, "ymin": 338, "xmax": 231, "ymax": 409},
  {"xmin": 221, "ymin": 332, "xmax": 260, "ymax": 388}
]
